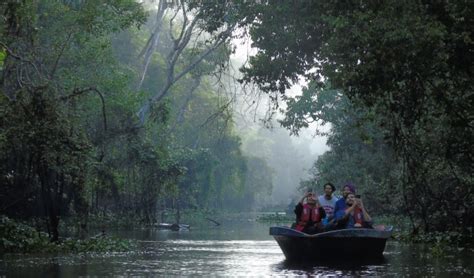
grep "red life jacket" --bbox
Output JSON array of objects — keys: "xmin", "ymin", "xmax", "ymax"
[
  {"xmin": 354, "ymin": 207, "xmax": 364, "ymax": 226},
  {"xmin": 295, "ymin": 204, "xmax": 321, "ymax": 231}
]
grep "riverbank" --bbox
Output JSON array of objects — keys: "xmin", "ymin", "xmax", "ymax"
[
  {"xmin": 0, "ymin": 216, "xmax": 135, "ymax": 254},
  {"xmin": 2, "ymin": 211, "xmax": 473, "ymax": 254}
]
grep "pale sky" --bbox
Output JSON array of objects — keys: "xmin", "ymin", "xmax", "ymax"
[{"xmin": 230, "ymin": 34, "xmax": 329, "ymax": 157}]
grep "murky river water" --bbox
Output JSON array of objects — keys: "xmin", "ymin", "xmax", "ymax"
[{"xmin": 1, "ymin": 221, "xmax": 473, "ymax": 277}]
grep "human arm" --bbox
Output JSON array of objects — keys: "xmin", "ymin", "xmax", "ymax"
[
  {"xmin": 334, "ymin": 198, "xmax": 345, "ymax": 216},
  {"xmin": 334, "ymin": 207, "xmax": 349, "ymax": 228},
  {"xmin": 344, "ymin": 201, "xmax": 357, "ymax": 217},
  {"xmin": 357, "ymin": 198, "xmax": 372, "ymax": 222},
  {"xmin": 317, "ymin": 207, "xmax": 328, "ymax": 227},
  {"xmin": 319, "ymin": 207, "xmax": 326, "ymax": 220},
  {"xmin": 335, "ymin": 206, "xmax": 349, "ymax": 221},
  {"xmin": 294, "ymin": 202, "xmax": 303, "ymax": 219},
  {"xmin": 334, "ymin": 199, "xmax": 342, "ymax": 213}
]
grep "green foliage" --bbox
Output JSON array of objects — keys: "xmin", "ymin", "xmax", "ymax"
[
  {"xmin": 0, "ymin": 0, "xmax": 149, "ymax": 240},
  {"xmin": 227, "ymin": 0, "xmax": 473, "ymax": 233},
  {"xmin": 0, "ymin": 48, "xmax": 5, "ymax": 70},
  {"xmin": 393, "ymin": 228, "xmax": 473, "ymax": 245},
  {"xmin": 256, "ymin": 213, "xmax": 292, "ymax": 223},
  {"xmin": 296, "ymin": 86, "xmax": 399, "ymax": 215},
  {"xmin": 0, "ymin": 0, "xmax": 274, "ymax": 246},
  {"xmin": 0, "ymin": 216, "xmax": 51, "ymax": 253},
  {"xmin": 0, "ymin": 216, "xmax": 135, "ymax": 253}
]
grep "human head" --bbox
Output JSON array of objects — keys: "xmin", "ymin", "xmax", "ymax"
[
  {"xmin": 346, "ymin": 192, "xmax": 356, "ymax": 206},
  {"xmin": 323, "ymin": 183, "xmax": 335, "ymax": 197},
  {"xmin": 342, "ymin": 183, "xmax": 355, "ymax": 198},
  {"xmin": 306, "ymin": 192, "xmax": 317, "ymax": 205}
]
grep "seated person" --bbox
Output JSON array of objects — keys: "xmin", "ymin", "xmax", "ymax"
[
  {"xmin": 334, "ymin": 183, "xmax": 355, "ymax": 217},
  {"xmin": 334, "ymin": 192, "xmax": 373, "ymax": 229},
  {"xmin": 293, "ymin": 191, "xmax": 326, "ymax": 234},
  {"xmin": 318, "ymin": 182, "xmax": 338, "ymax": 229}
]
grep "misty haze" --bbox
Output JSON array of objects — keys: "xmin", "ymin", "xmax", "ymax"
[{"xmin": 0, "ymin": 1, "xmax": 472, "ymax": 276}]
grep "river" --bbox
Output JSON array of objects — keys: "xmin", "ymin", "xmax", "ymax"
[{"xmin": 1, "ymin": 221, "xmax": 473, "ymax": 277}]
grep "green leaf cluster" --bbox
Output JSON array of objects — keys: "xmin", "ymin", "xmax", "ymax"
[
  {"xmin": 226, "ymin": 1, "xmax": 473, "ymax": 233},
  {"xmin": 0, "ymin": 0, "xmax": 276, "ymax": 247}
]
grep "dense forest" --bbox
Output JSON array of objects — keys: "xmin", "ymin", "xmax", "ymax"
[
  {"xmin": 0, "ymin": 0, "xmax": 275, "ymax": 241},
  {"xmin": 233, "ymin": 0, "xmax": 473, "ymax": 234},
  {"xmin": 1, "ymin": 0, "xmax": 472, "ymax": 244}
]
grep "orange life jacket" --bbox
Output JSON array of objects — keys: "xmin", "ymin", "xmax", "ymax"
[
  {"xmin": 295, "ymin": 204, "xmax": 321, "ymax": 231},
  {"xmin": 354, "ymin": 207, "xmax": 364, "ymax": 226}
]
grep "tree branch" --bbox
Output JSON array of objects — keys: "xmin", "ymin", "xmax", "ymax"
[
  {"xmin": 136, "ymin": 5, "xmax": 237, "ymax": 124},
  {"xmin": 137, "ymin": 0, "xmax": 168, "ymax": 89},
  {"xmin": 0, "ymin": 41, "xmax": 43, "ymax": 79},
  {"xmin": 49, "ymin": 32, "xmax": 73, "ymax": 80},
  {"xmin": 60, "ymin": 87, "xmax": 107, "ymax": 131}
]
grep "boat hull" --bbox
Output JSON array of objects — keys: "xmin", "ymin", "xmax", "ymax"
[{"xmin": 270, "ymin": 226, "xmax": 392, "ymax": 261}]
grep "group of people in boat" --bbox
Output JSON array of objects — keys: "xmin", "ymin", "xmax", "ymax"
[{"xmin": 293, "ymin": 183, "xmax": 373, "ymax": 234}]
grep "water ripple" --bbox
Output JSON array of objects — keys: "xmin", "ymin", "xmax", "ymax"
[{"xmin": 1, "ymin": 228, "xmax": 473, "ymax": 277}]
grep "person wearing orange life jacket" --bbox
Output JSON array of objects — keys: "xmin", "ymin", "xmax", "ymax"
[
  {"xmin": 334, "ymin": 192, "xmax": 373, "ymax": 229},
  {"xmin": 294, "ymin": 191, "xmax": 326, "ymax": 234}
]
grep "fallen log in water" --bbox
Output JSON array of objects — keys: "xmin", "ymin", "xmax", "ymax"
[
  {"xmin": 205, "ymin": 217, "xmax": 220, "ymax": 226},
  {"xmin": 157, "ymin": 223, "xmax": 190, "ymax": 231}
]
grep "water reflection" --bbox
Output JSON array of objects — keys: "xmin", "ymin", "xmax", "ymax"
[
  {"xmin": 1, "ymin": 222, "xmax": 473, "ymax": 277},
  {"xmin": 273, "ymin": 257, "xmax": 387, "ymax": 276}
]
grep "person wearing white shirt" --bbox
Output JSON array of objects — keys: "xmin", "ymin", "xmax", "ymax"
[{"xmin": 318, "ymin": 183, "xmax": 338, "ymax": 220}]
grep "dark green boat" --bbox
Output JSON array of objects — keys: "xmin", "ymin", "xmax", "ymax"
[{"xmin": 270, "ymin": 226, "xmax": 393, "ymax": 261}]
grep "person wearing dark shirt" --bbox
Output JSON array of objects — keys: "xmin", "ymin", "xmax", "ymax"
[
  {"xmin": 294, "ymin": 192, "xmax": 326, "ymax": 234},
  {"xmin": 334, "ymin": 183, "xmax": 356, "ymax": 218},
  {"xmin": 335, "ymin": 192, "xmax": 373, "ymax": 229}
]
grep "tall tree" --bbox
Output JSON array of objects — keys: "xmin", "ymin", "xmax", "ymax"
[
  {"xmin": 203, "ymin": 1, "xmax": 474, "ymax": 232},
  {"xmin": 0, "ymin": 0, "xmax": 146, "ymax": 240},
  {"xmin": 136, "ymin": 0, "xmax": 239, "ymax": 124}
]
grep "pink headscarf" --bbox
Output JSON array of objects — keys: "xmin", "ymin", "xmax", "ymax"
[{"xmin": 343, "ymin": 183, "xmax": 356, "ymax": 193}]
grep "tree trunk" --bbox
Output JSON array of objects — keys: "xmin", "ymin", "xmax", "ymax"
[
  {"xmin": 49, "ymin": 207, "xmax": 60, "ymax": 242},
  {"xmin": 176, "ymin": 198, "xmax": 180, "ymax": 225}
]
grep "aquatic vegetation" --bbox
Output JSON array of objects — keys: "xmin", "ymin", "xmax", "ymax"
[
  {"xmin": 0, "ymin": 216, "xmax": 136, "ymax": 253},
  {"xmin": 256, "ymin": 213, "xmax": 293, "ymax": 223},
  {"xmin": 392, "ymin": 228, "xmax": 473, "ymax": 246}
]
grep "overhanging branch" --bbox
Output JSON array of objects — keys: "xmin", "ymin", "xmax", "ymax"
[{"xmin": 60, "ymin": 87, "xmax": 107, "ymax": 131}]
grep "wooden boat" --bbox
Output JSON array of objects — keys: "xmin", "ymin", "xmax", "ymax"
[{"xmin": 269, "ymin": 226, "xmax": 393, "ymax": 261}]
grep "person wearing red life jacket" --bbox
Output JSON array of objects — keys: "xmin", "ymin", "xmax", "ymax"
[
  {"xmin": 293, "ymin": 191, "xmax": 326, "ymax": 234},
  {"xmin": 334, "ymin": 192, "xmax": 373, "ymax": 229}
]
